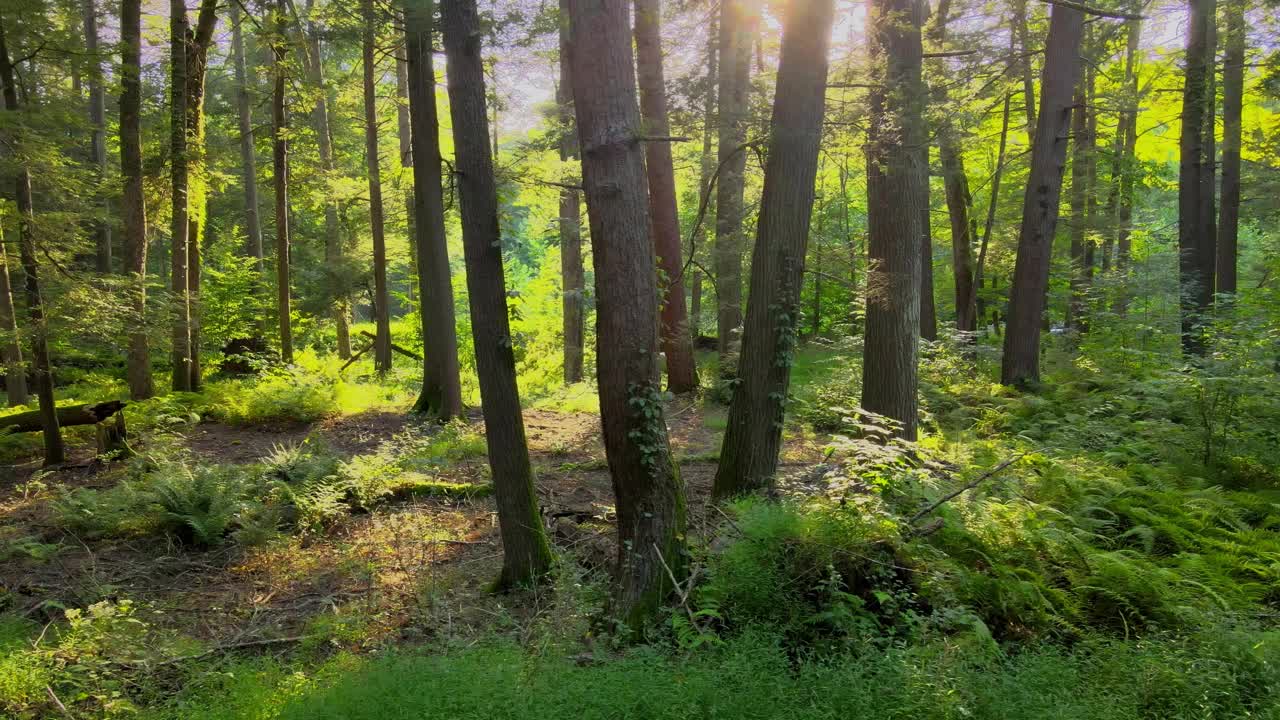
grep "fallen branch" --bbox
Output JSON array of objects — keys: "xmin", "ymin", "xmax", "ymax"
[
  {"xmin": 358, "ymin": 330, "xmax": 424, "ymax": 362},
  {"xmin": 0, "ymin": 401, "xmax": 126, "ymax": 434},
  {"xmin": 908, "ymin": 453, "xmax": 1028, "ymax": 525},
  {"xmin": 339, "ymin": 342, "xmax": 374, "ymax": 373},
  {"xmin": 144, "ymin": 635, "xmax": 309, "ymax": 668}
]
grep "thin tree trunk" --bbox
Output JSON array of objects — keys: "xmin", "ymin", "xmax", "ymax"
[
  {"xmin": 83, "ymin": 0, "xmax": 111, "ymax": 273},
  {"xmin": 1114, "ymin": 19, "xmax": 1141, "ymax": 315},
  {"xmin": 405, "ymin": 0, "xmax": 463, "ymax": 420},
  {"xmin": 1178, "ymin": 0, "xmax": 1216, "ymax": 355},
  {"xmin": 0, "ymin": 219, "xmax": 26, "ymax": 405},
  {"xmin": 714, "ymin": 0, "xmax": 760, "ymax": 360},
  {"xmin": 920, "ymin": 157, "xmax": 937, "ymax": 341},
  {"xmin": 689, "ymin": 16, "xmax": 717, "ymax": 342},
  {"xmin": 1067, "ymin": 78, "xmax": 1089, "ymax": 331},
  {"xmin": 634, "ymin": 0, "xmax": 697, "ymax": 394},
  {"xmin": 231, "ymin": 2, "xmax": 262, "ymax": 276},
  {"xmin": 169, "ymin": 0, "xmax": 192, "ymax": 391},
  {"xmin": 975, "ymin": 93, "xmax": 1011, "ymax": 327},
  {"xmin": 299, "ymin": 0, "xmax": 350, "ymax": 359},
  {"xmin": 1000, "ymin": 3, "xmax": 1084, "ymax": 387},
  {"xmin": 713, "ymin": 0, "xmax": 835, "ymax": 498},
  {"xmin": 183, "ymin": 0, "xmax": 218, "ymax": 392},
  {"xmin": 557, "ymin": 0, "xmax": 584, "ymax": 384},
  {"xmin": 1012, "ymin": 0, "xmax": 1036, "ymax": 134},
  {"xmin": 0, "ymin": 21, "xmax": 64, "ymax": 464},
  {"xmin": 272, "ymin": 0, "xmax": 292, "ymax": 363},
  {"xmin": 1216, "ymin": 0, "xmax": 1243, "ymax": 295},
  {"xmin": 120, "ymin": 0, "xmax": 152, "ymax": 399},
  {"xmin": 441, "ymin": 0, "xmax": 553, "ymax": 590},
  {"xmin": 862, "ymin": 0, "xmax": 927, "ymax": 439},
  {"xmin": 395, "ymin": 43, "xmax": 415, "ymax": 305},
  {"xmin": 363, "ymin": 0, "xmax": 392, "ymax": 375},
  {"xmin": 565, "ymin": 0, "xmax": 687, "ymax": 630}
]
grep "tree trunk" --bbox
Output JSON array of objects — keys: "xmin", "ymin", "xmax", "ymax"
[
  {"xmin": 557, "ymin": 0, "xmax": 585, "ymax": 385},
  {"xmin": 120, "ymin": 0, "xmax": 153, "ymax": 399},
  {"xmin": 1066, "ymin": 78, "xmax": 1089, "ymax": 331},
  {"xmin": 362, "ymin": 0, "xmax": 392, "ymax": 375},
  {"xmin": 1216, "ymin": 0, "xmax": 1243, "ymax": 296},
  {"xmin": 862, "ymin": 0, "xmax": 927, "ymax": 440},
  {"xmin": 975, "ymin": 93, "xmax": 1011, "ymax": 328},
  {"xmin": 0, "ymin": 219, "xmax": 26, "ymax": 406},
  {"xmin": 565, "ymin": 0, "xmax": 687, "ymax": 630},
  {"xmin": 298, "ymin": 1, "xmax": 350, "ymax": 359},
  {"xmin": 1114, "ymin": 19, "xmax": 1141, "ymax": 315},
  {"xmin": 0, "ymin": 401, "xmax": 124, "ymax": 433},
  {"xmin": 231, "ymin": 2, "xmax": 263, "ymax": 277},
  {"xmin": 183, "ymin": 0, "xmax": 218, "ymax": 392},
  {"xmin": 1000, "ymin": 3, "xmax": 1084, "ymax": 387},
  {"xmin": 83, "ymin": 0, "xmax": 111, "ymax": 274},
  {"xmin": 713, "ymin": 0, "xmax": 835, "ymax": 499},
  {"xmin": 169, "ymin": 0, "xmax": 192, "ymax": 392},
  {"xmin": 0, "ymin": 21, "xmax": 64, "ymax": 464},
  {"xmin": 272, "ymin": 0, "xmax": 292, "ymax": 363},
  {"xmin": 634, "ymin": 0, "xmax": 698, "ymax": 394},
  {"xmin": 1012, "ymin": 0, "xmax": 1036, "ymax": 135},
  {"xmin": 1178, "ymin": 0, "xmax": 1217, "ymax": 355},
  {"xmin": 714, "ymin": 0, "xmax": 760, "ymax": 360},
  {"xmin": 405, "ymin": 0, "xmax": 463, "ymax": 420},
  {"xmin": 440, "ymin": 0, "xmax": 553, "ymax": 590},
  {"xmin": 690, "ymin": 17, "xmax": 716, "ymax": 343}
]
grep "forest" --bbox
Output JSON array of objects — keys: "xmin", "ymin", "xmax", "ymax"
[{"xmin": 0, "ymin": 0, "xmax": 1278, "ymax": 716}]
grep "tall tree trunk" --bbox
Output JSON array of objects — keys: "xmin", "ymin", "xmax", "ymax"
[
  {"xmin": 120, "ymin": 0, "xmax": 152, "ymax": 399},
  {"xmin": 862, "ymin": 0, "xmax": 927, "ymax": 440},
  {"xmin": 1000, "ymin": 3, "xmax": 1084, "ymax": 387},
  {"xmin": 919, "ymin": 157, "xmax": 937, "ymax": 341},
  {"xmin": 169, "ymin": 0, "xmax": 192, "ymax": 391},
  {"xmin": 395, "ymin": 43, "xmax": 415, "ymax": 304},
  {"xmin": 713, "ymin": 0, "xmax": 835, "ymax": 498},
  {"xmin": 1114, "ymin": 19, "xmax": 1141, "ymax": 314},
  {"xmin": 689, "ymin": 16, "xmax": 718, "ymax": 342},
  {"xmin": 272, "ymin": 0, "xmax": 292, "ymax": 363},
  {"xmin": 231, "ymin": 2, "xmax": 262, "ymax": 274},
  {"xmin": 634, "ymin": 0, "xmax": 697, "ymax": 394},
  {"xmin": 714, "ymin": 0, "xmax": 760, "ymax": 361},
  {"xmin": 1178, "ymin": 0, "xmax": 1216, "ymax": 355},
  {"xmin": 975, "ymin": 93, "xmax": 1011, "ymax": 327},
  {"xmin": 557, "ymin": 0, "xmax": 584, "ymax": 384},
  {"xmin": 363, "ymin": 0, "xmax": 392, "ymax": 375},
  {"xmin": 0, "ymin": 219, "xmax": 26, "ymax": 405},
  {"xmin": 1216, "ymin": 0, "xmax": 1243, "ymax": 295},
  {"xmin": 83, "ymin": 0, "xmax": 111, "ymax": 273},
  {"xmin": 565, "ymin": 0, "xmax": 687, "ymax": 630},
  {"xmin": 0, "ymin": 20, "xmax": 64, "ymax": 464},
  {"xmin": 405, "ymin": 0, "xmax": 463, "ymax": 420},
  {"xmin": 299, "ymin": 0, "xmax": 350, "ymax": 359},
  {"xmin": 1066, "ymin": 76, "xmax": 1090, "ymax": 331},
  {"xmin": 1012, "ymin": 0, "xmax": 1036, "ymax": 135},
  {"xmin": 441, "ymin": 0, "xmax": 553, "ymax": 590},
  {"xmin": 183, "ymin": 0, "xmax": 218, "ymax": 392}
]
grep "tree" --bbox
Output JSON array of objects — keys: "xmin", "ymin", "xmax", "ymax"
[
  {"xmin": 1178, "ymin": 0, "xmax": 1217, "ymax": 355},
  {"xmin": 230, "ymin": 2, "xmax": 263, "ymax": 278},
  {"xmin": 634, "ymin": 0, "xmax": 697, "ymax": 394},
  {"xmin": 0, "ymin": 218, "xmax": 26, "ymax": 405},
  {"xmin": 169, "ymin": 0, "xmax": 192, "ymax": 391},
  {"xmin": 82, "ymin": 0, "xmax": 110, "ymax": 274},
  {"xmin": 862, "ymin": 0, "xmax": 928, "ymax": 440},
  {"xmin": 0, "ymin": 15, "xmax": 64, "ymax": 464},
  {"xmin": 566, "ymin": 0, "xmax": 687, "ymax": 629},
  {"xmin": 120, "ymin": 0, "xmax": 152, "ymax": 399},
  {"xmin": 1216, "ymin": 0, "xmax": 1245, "ymax": 295},
  {"xmin": 272, "ymin": 0, "xmax": 292, "ymax": 363},
  {"xmin": 1112, "ymin": 18, "xmax": 1141, "ymax": 314},
  {"xmin": 440, "ymin": 0, "xmax": 553, "ymax": 589},
  {"xmin": 557, "ymin": 0, "xmax": 584, "ymax": 385},
  {"xmin": 405, "ymin": 0, "xmax": 463, "ymax": 420},
  {"xmin": 714, "ymin": 0, "xmax": 760, "ymax": 359},
  {"xmin": 1066, "ymin": 66, "xmax": 1093, "ymax": 331},
  {"xmin": 1000, "ymin": 3, "xmax": 1084, "ymax": 386},
  {"xmin": 182, "ymin": 0, "xmax": 219, "ymax": 391},
  {"xmin": 362, "ymin": 0, "xmax": 392, "ymax": 375},
  {"xmin": 713, "ymin": 0, "xmax": 836, "ymax": 499}
]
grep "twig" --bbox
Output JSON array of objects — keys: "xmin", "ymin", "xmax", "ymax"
[
  {"xmin": 146, "ymin": 635, "xmax": 309, "ymax": 668},
  {"xmin": 908, "ymin": 453, "xmax": 1028, "ymax": 525},
  {"xmin": 46, "ymin": 686, "xmax": 73, "ymax": 718},
  {"xmin": 1036, "ymin": 0, "xmax": 1144, "ymax": 20}
]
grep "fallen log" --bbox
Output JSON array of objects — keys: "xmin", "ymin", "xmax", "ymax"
[
  {"xmin": 357, "ymin": 330, "xmax": 424, "ymax": 362},
  {"xmin": 0, "ymin": 401, "xmax": 126, "ymax": 434}
]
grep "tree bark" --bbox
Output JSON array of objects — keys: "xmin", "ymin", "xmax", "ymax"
[
  {"xmin": 441, "ymin": 0, "xmax": 553, "ymax": 590},
  {"xmin": 1113, "ymin": 19, "xmax": 1141, "ymax": 314},
  {"xmin": 0, "ymin": 401, "xmax": 124, "ymax": 433},
  {"xmin": 1178, "ymin": 0, "xmax": 1216, "ymax": 355},
  {"xmin": 296, "ymin": 0, "xmax": 351, "ymax": 359},
  {"xmin": 405, "ymin": 0, "xmax": 463, "ymax": 420},
  {"xmin": 919, "ymin": 155, "xmax": 937, "ymax": 341},
  {"xmin": 183, "ymin": 0, "xmax": 218, "ymax": 392},
  {"xmin": 1216, "ymin": 0, "xmax": 1243, "ymax": 296},
  {"xmin": 231, "ymin": 2, "xmax": 263, "ymax": 278},
  {"xmin": 689, "ymin": 16, "xmax": 717, "ymax": 342},
  {"xmin": 120, "ymin": 0, "xmax": 153, "ymax": 400},
  {"xmin": 1066, "ymin": 77, "xmax": 1090, "ymax": 331},
  {"xmin": 557, "ymin": 0, "xmax": 585, "ymax": 385},
  {"xmin": 83, "ymin": 0, "xmax": 111, "ymax": 274},
  {"xmin": 169, "ymin": 0, "xmax": 192, "ymax": 391},
  {"xmin": 0, "ymin": 20, "xmax": 64, "ymax": 464},
  {"xmin": 634, "ymin": 0, "xmax": 698, "ymax": 394},
  {"xmin": 713, "ymin": 0, "xmax": 835, "ymax": 498},
  {"xmin": 1012, "ymin": 0, "xmax": 1037, "ymax": 135},
  {"xmin": 272, "ymin": 0, "xmax": 293, "ymax": 363},
  {"xmin": 565, "ymin": 0, "xmax": 687, "ymax": 630},
  {"xmin": 1000, "ymin": 3, "xmax": 1084, "ymax": 387},
  {"xmin": 862, "ymin": 0, "xmax": 928, "ymax": 440},
  {"xmin": 714, "ymin": 0, "xmax": 760, "ymax": 361},
  {"xmin": 0, "ymin": 219, "xmax": 26, "ymax": 406},
  {"xmin": 975, "ymin": 93, "xmax": 1011, "ymax": 328},
  {"xmin": 362, "ymin": 0, "xmax": 392, "ymax": 375}
]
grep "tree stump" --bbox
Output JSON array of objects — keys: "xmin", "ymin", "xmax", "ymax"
[{"xmin": 95, "ymin": 412, "xmax": 133, "ymax": 459}]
